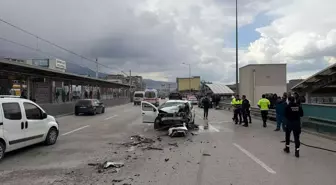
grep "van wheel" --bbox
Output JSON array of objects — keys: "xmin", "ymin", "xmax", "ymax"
[
  {"xmin": 0, "ymin": 141, "xmax": 5, "ymax": 161},
  {"xmin": 45, "ymin": 127, "xmax": 58, "ymax": 145},
  {"xmin": 154, "ymin": 118, "xmax": 161, "ymax": 130}
]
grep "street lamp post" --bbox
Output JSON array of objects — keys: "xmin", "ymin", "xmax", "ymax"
[
  {"xmin": 182, "ymin": 63, "xmax": 191, "ymax": 95},
  {"xmin": 235, "ymin": 0, "xmax": 239, "ymax": 95}
]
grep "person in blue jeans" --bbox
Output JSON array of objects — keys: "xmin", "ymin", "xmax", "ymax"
[{"xmin": 275, "ymin": 94, "xmax": 287, "ymax": 131}]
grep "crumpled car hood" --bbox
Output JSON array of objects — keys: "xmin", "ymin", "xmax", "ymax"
[{"xmin": 159, "ymin": 106, "xmax": 180, "ymax": 113}]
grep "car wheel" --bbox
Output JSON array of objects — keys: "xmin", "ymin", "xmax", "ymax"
[
  {"xmin": 0, "ymin": 141, "xmax": 5, "ymax": 161},
  {"xmin": 75, "ymin": 111, "xmax": 79, "ymax": 116},
  {"xmin": 92, "ymin": 109, "xmax": 96, "ymax": 115},
  {"xmin": 154, "ymin": 117, "xmax": 161, "ymax": 130},
  {"xmin": 102, "ymin": 108, "xmax": 105, "ymax": 113},
  {"xmin": 45, "ymin": 127, "xmax": 58, "ymax": 145}
]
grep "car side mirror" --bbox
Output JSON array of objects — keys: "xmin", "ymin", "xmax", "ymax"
[
  {"xmin": 153, "ymin": 108, "xmax": 157, "ymax": 112},
  {"xmin": 42, "ymin": 112, "xmax": 48, "ymax": 119}
]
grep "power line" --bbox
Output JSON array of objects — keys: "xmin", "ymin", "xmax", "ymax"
[
  {"xmin": 0, "ymin": 36, "xmax": 97, "ymax": 73},
  {"xmin": 0, "ymin": 17, "xmax": 123, "ymax": 74}
]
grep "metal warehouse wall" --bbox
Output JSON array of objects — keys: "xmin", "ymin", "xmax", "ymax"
[
  {"xmin": 239, "ymin": 64, "xmax": 287, "ymax": 106},
  {"xmin": 177, "ymin": 77, "xmax": 200, "ymax": 91}
]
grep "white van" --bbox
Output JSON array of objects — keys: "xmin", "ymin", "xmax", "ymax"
[
  {"xmin": 144, "ymin": 89, "xmax": 159, "ymax": 107},
  {"xmin": 133, "ymin": 91, "xmax": 145, "ymax": 105},
  {"xmin": 0, "ymin": 97, "xmax": 59, "ymax": 160}
]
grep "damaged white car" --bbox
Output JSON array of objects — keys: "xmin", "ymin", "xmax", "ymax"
[{"xmin": 141, "ymin": 100, "xmax": 196, "ymax": 130}]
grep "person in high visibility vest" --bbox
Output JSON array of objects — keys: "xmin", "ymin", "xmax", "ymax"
[
  {"xmin": 258, "ymin": 94, "xmax": 271, "ymax": 127},
  {"xmin": 231, "ymin": 95, "xmax": 242, "ymax": 124}
]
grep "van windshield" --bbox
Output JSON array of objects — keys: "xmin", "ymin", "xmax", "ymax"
[
  {"xmin": 134, "ymin": 93, "xmax": 144, "ymax": 98},
  {"xmin": 145, "ymin": 91, "xmax": 156, "ymax": 98}
]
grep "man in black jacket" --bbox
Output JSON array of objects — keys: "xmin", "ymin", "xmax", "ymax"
[
  {"xmin": 241, "ymin": 95, "xmax": 250, "ymax": 127},
  {"xmin": 284, "ymin": 96, "xmax": 304, "ymax": 158},
  {"xmin": 202, "ymin": 95, "xmax": 211, "ymax": 120}
]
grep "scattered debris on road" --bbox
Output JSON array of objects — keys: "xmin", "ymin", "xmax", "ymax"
[
  {"xmin": 143, "ymin": 146, "xmax": 163, "ymax": 151},
  {"xmin": 168, "ymin": 125, "xmax": 188, "ymax": 137},
  {"xmin": 88, "ymin": 161, "xmax": 124, "ymax": 173},
  {"xmin": 168, "ymin": 142, "xmax": 179, "ymax": 147},
  {"xmin": 203, "ymin": 153, "xmax": 211, "ymax": 156},
  {"xmin": 112, "ymin": 179, "xmax": 124, "ymax": 182},
  {"xmin": 165, "ymin": 158, "xmax": 169, "ymax": 162}
]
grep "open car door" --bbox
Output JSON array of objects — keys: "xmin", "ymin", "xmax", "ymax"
[{"xmin": 141, "ymin": 101, "xmax": 158, "ymax": 123}]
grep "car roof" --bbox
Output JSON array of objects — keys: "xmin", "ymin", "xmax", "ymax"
[
  {"xmin": 165, "ymin": 100, "xmax": 188, "ymax": 103},
  {"xmin": 0, "ymin": 98, "xmax": 34, "ymax": 104}
]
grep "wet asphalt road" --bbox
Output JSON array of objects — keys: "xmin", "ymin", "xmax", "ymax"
[{"xmin": 0, "ymin": 101, "xmax": 336, "ymax": 185}]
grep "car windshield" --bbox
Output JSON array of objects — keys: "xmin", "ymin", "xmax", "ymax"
[
  {"xmin": 134, "ymin": 93, "xmax": 144, "ymax": 97},
  {"xmin": 159, "ymin": 101, "xmax": 184, "ymax": 108},
  {"xmin": 76, "ymin": 100, "xmax": 91, "ymax": 106},
  {"xmin": 145, "ymin": 91, "xmax": 156, "ymax": 98}
]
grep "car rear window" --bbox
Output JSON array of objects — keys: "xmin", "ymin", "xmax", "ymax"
[
  {"xmin": 145, "ymin": 91, "xmax": 156, "ymax": 98},
  {"xmin": 134, "ymin": 93, "xmax": 144, "ymax": 98},
  {"xmin": 76, "ymin": 100, "xmax": 92, "ymax": 106}
]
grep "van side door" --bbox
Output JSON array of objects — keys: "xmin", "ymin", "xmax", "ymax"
[
  {"xmin": 1, "ymin": 102, "xmax": 26, "ymax": 150},
  {"xmin": 22, "ymin": 102, "xmax": 47, "ymax": 145}
]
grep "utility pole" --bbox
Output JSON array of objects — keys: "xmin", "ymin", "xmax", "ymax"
[
  {"xmin": 129, "ymin": 70, "xmax": 132, "ymax": 88},
  {"xmin": 96, "ymin": 58, "xmax": 99, "ymax": 79},
  {"xmin": 235, "ymin": 0, "xmax": 239, "ymax": 95},
  {"xmin": 189, "ymin": 64, "xmax": 191, "ymax": 95},
  {"xmin": 182, "ymin": 63, "xmax": 191, "ymax": 95}
]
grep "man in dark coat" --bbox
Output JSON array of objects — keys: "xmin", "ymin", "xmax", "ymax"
[
  {"xmin": 202, "ymin": 94, "xmax": 211, "ymax": 120},
  {"xmin": 241, "ymin": 95, "xmax": 250, "ymax": 127}
]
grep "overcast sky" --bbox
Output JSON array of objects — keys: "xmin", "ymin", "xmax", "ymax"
[{"xmin": 0, "ymin": 0, "xmax": 335, "ymax": 83}]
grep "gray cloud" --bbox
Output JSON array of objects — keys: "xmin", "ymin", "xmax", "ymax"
[{"xmin": 0, "ymin": 0, "xmax": 272, "ymax": 82}]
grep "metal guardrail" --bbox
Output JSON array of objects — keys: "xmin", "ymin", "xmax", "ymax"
[{"xmin": 218, "ymin": 101, "xmax": 276, "ymax": 120}]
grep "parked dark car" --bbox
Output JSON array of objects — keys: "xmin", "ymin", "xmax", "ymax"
[
  {"xmin": 75, "ymin": 99, "xmax": 105, "ymax": 115},
  {"xmin": 169, "ymin": 92, "xmax": 182, "ymax": 100}
]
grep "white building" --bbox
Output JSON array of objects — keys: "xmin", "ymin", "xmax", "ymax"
[
  {"xmin": 26, "ymin": 58, "xmax": 67, "ymax": 72},
  {"xmin": 239, "ymin": 64, "xmax": 287, "ymax": 106}
]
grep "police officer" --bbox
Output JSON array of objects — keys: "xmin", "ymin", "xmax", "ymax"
[
  {"xmin": 284, "ymin": 96, "xmax": 303, "ymax": 158},
  {"xmin": 231, "ymin": 95, "xmax": 242, "ymax": 124},
  {"xmin": 241, "ymin": 95, "xmax": 250, "ymax": 127},
  {"xmin": 257, "ymin": 94, "xmax": 271, "ymax": 127}
]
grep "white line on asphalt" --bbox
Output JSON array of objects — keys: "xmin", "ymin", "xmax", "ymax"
[
  {"xmin": 233, "ymin": 143, "xmax": 276, "ymax": 174},
  {"xmin": 104, "ymin": 115, "xmax": 118, "ymax": 120},
  {"xmin": 62, "ymin": 125, "xmax": 90, "ymax": 136},
  {"xmin": 208, "ymin": 124, "xmax": 220, "ymax": 132}
]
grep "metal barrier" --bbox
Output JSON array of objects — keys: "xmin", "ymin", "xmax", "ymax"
[{"xmin": 218, "ymin": 101, "xmax": 336, "ymax": 136}]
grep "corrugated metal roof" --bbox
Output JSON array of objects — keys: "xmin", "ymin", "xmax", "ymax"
[
  {"xmin": 205, "ymin": 83, "xmax": 234, "ymax": 94},
  {"xmin": 291, "ymin": 63, "xmax": 336, "ymax": 90}
]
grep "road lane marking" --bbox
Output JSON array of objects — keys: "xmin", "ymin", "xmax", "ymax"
[
  {"xmin": 233, "ymin": 143, "xmax": 276, "ymax": 174},
  {"xmin": 104, "ymin": 115, "xmax": 118, "ymax": 121},
  {"xmin": 62, "ymin": 125, "xmax": 90, "ymax": 136},
  {"xmin": 208, "ymin": 124, "xmax": 220, "ymax": 132}
]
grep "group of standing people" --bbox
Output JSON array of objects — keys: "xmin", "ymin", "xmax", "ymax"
[
  {"xmin": 231, "ymin": 92, "xmax": 304, "ymax": 158},
  {"xmin": 231, "ymin": 95, "xmax": 252, "ymax": 127}
]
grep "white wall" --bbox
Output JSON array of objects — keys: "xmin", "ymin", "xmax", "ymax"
[{"xmin": 252, "ymin": 85, "xmax": 287, "ymax": 106}]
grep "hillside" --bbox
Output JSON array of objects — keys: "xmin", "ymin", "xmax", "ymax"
[{"xmin": 66, "ymin": 62, "xmax": 177, "ymax": 89}]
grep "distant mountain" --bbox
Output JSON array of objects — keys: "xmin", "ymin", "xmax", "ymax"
[
  {"xmin": 66, "ymin": 62, "xmax": 108, "ymax": 78},
  {"xmin": 66, "ymin": 62, "xmax": 177, "ymax": 89}
]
